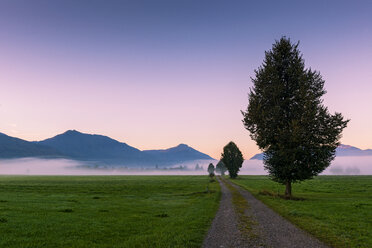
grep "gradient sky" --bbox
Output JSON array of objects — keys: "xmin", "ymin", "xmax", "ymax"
[{"xmin": 0, "ymin": 0, "xmax": 371, "ymax": 159}]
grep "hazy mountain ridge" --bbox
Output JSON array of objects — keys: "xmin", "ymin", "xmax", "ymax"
[
  {"xmin": 37, "ymin": 130, "xmax": 142, "ymax": 159},
  {"xmin": 250, "ymin": 144, "xmax": 372, "ymax": 160},
  {"xmin": 143, "ymin": 144, "xmax": 213, "ymax": 164},
  {"xmin": 0, "ymin": 133, "xmax": 62, "ymax": 158},
  {"xmin": 0, "ymin": 130, "xmax": 214, "ymax": 166},
  {"xmin": 336, "ymin": 144, "xmax": 372, "ymax": 156}
]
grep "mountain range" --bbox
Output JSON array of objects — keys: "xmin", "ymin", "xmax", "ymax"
[
  {"xmin": 250, "ymin": 144, "xmax": 372, "ymax": 160},
  {"xmin": 0, "ymin": 130, "xmax": 214, "ymax": 166}
]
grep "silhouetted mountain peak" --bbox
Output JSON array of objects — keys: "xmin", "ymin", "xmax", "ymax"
[
  {"xmin": 143, "ymin": 143, "xmax": 214, "ymax": 162},
  {"xmin": 37, "ymin": 130, "xmax": 140, "ymax": 159},
  {"xmin": 48, "ymin": 130, "xmax": 123, "ymax": 145},
  {"xmin": 60, "ymin": 130, "xmax": 98, "ymax": 137},
  {"xmin": 171, "ymin": 144, "xmax": 190, "ymax": 151},
  {"xmin": 63, "ymin": 130, "xmax": 81, "ymax": 135},
  {"xmin": 177, "ymin": 143, "xmax": 188, "ymax": 147}
]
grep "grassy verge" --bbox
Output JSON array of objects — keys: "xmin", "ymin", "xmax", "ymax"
[
  {"xmin": 229, "ymin": 175, "xmax": 372, "ymax": 248},
  {"xmin": 0, "ymin": 175, "xmax": 220, "ymax": 248}
]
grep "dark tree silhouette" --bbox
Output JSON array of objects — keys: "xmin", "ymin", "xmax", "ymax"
[
  {"xmin": 221, "ymin": 142, "xmax": 244, "ymax": 179},
  {"xmin": 207, "ymin": 163, "xmax": 215, "ymax": 178},
  {"xmin": 242, "ymin": 37, "xmax": 349, "ymax": 197},
  {"xmin": 215, "ymin": 160, "xmax": 227, "ymax": 175}
]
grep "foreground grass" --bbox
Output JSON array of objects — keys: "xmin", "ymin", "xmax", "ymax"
[
  {"xmin": 0, "ymin": 176, "xmax": 220, "ymax": 248},
  {"xmin": 230, "ymin": 175, "xmax": 372, "ymax": 248}
]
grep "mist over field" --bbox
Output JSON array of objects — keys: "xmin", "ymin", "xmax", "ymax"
[
  {"xmin": 0, "ymin": 157, "xmax": 371, "ymax": 175},
  {"xmin": 0, "ymin": 158, "xmax": 215, "ymax": 175},
  {"xmin": 241, "ymin": 157, "xmax": 372, "ymax": 175}
]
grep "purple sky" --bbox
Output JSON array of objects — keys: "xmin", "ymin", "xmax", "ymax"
[{"xmin": 0, "ymin": 0, "xmax": 371, "ymax": 159}]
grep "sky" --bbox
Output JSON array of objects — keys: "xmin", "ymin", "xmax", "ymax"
[{"xmin": 0, "ymin": 0, "xmax": 371, "ymax": 159}]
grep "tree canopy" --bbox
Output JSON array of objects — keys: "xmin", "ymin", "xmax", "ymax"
[
  {"xmin": 242, "ymin": 37, "xmax": 348, "ymax": 196},
  {"xmin": 221, "ymin": 142, "xmax": 244, "ymax": 179},
  {"xmin": 207, "ymin": 163, "xmax": 215, "ymax": 177},
  {"xmin": 216, "ymin": 160, "xmax": 227, "ymax": 175}
]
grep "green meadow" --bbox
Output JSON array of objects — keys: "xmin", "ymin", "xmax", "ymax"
[
  {"xmin": 1, "ymin": 175, "xmax": 371, "ymax": 248},
  {"xmin": 230, "ymin": 175, "xmax": 372, "ymax": 248},
  {"xmin": 0, "ymin": 176, "xmax": 220, "ymax": 248}
]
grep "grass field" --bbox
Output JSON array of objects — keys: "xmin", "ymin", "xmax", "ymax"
[
  {"xmin": 230, "ymin": 175, "xmax": 372, "ymax": 248},
  {"xmin": 0, "ymin": 176, "xmax": 220, "ymax": 248}
]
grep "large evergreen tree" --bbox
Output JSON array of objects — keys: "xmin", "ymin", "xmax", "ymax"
[
  {"xmin": 242, "ymin": 37, "xmax": 348, "ymax": 197},
  {"xmin": 221, "ymin": 142, "xmax": 244, "ymax": 179}
]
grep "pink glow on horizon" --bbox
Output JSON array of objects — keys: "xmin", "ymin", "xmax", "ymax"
[{"xmin": 0, "ymin": 1, "xmax": 371, "ymax": 159}]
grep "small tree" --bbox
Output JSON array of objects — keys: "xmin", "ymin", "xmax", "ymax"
[
  {"xmin": 221, "ymin": 142, "xmax": 244, "ymax": 179},
  {"xmin": 215, "ymin": 160, "xmax": 227, "ymax": 175},
  {"xmin": 195, "ymin": 164, "xmax": 200, "ymax": 171},
  {"xmin": 242, "ymin": 37, "xmax": 349, "ymax": 197},
  {"xmin": 207, "ymin": 163, "xmax": 215, "ymax": 178}
]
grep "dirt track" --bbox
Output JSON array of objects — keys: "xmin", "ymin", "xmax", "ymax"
[{"xmin": 202, "ymin": 177, "xmax": 328, "ymax": 248}]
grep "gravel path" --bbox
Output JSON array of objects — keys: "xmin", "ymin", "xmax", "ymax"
[
  {"xmin": 203, "ymin": 177, "xmax": 329, "ymax": 248},
  {"xmin": 202, "ymin": 177, "xmax": 248, "ymax": 248}
]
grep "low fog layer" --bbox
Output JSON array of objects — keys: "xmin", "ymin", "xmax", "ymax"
[
  {"xmin": 0, "ymin": 157, "xmax": 371, "ymax": 175},
  {"xmin": 241, "ymin": 156, "xmax": 372, "ymax": 175},
  {"xmin": 0, "ymin": 158, "xmax": 216, "ymax": 175}
]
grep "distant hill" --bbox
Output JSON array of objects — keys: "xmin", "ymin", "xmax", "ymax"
[
  {"xmin": 37, "ymin": 130, "xmax": 142, "ymax": 161},
  {"xmin": 250, "ymin": 144, "xmax": 372, "ymax": 160},
  {"xmin": 250, "ymin": 153, "xmax": 264, "ymax": 160},
  {"xmin": 336, "ymin": 144, "xmax": 372, "ymax": 156},
  {"xmin": 143, "ymin": 144, "xmax": 213, "ymax": 165},
  {"xmin": 0, "ymin": 133, "xmax": 61, "ymax": 158},
  {"xmin": 0, "ymin": 130, "xmax": 214, "ymax": 166}
]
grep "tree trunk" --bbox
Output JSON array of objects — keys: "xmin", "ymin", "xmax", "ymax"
[{"xmin": 285, "ymin": 181, "xmax": 292, "ymax": 198}]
